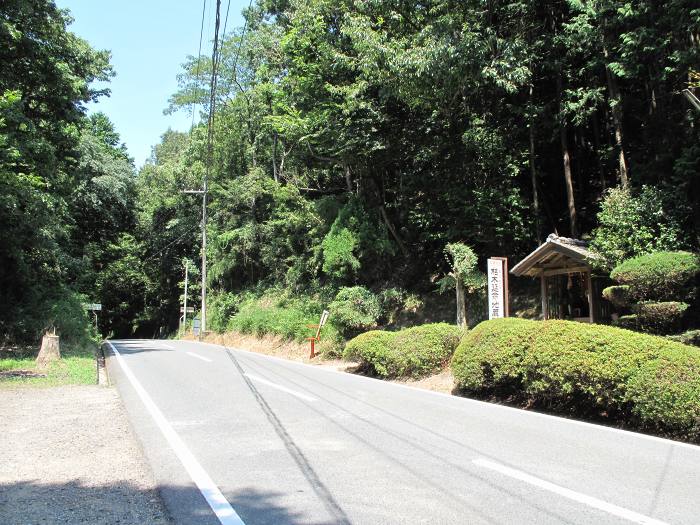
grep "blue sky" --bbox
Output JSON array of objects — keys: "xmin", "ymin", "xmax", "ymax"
[{"xmin": 57, "ymin": 1, "xmax": 246, "ymax": 168}]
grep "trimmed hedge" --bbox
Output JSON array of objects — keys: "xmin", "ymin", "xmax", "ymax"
[
  {"xmin": 601, "ymin": 285, "xmax": 630, "ymax": 307},
  {"xmin": 610, "ymin": 251, "xmax": 700, "ymax": 302},
  {"xmin": 451, "ymin": 318, "xmax": 700, "ymax": 439},
  {"xmin": 343, "ymin": 323, "xmax": 464, "ymax": 379}
]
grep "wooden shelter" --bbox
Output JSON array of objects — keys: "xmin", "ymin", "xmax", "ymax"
[{"xmin": 511, "ymin": 234, "xmax": 607, "ymax": 323}]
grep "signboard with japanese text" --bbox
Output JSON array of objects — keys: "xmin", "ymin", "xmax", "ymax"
[{"xmin": 487, "ymin": 258, "xmax": 509, "ymax": 319}]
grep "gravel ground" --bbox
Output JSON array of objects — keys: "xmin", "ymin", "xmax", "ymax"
[{"xmin": 0, "ymin": 385, "xmax": 171, "ymax": 525}]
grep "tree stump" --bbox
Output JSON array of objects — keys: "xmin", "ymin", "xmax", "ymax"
[{"xmin": 36, "ymin": 333, "xmax": 60, "ymax": 369}]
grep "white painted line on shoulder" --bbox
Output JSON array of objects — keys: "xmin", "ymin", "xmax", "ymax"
[
  {"xmin": 187, "ymin": 351, "xmax": 212, "ymax": 363},
  {"xmin": 244, "ymin": 373, "xmax": 317, "ymax": 403},
  {"xmin": 159, "ymin": 343, "xmax": 175, "ymax": 349},
  {"xmin": 105, "ymin": 341, "xmax": 245, "ymax": 525},
  {"xmin": 473, "ymin": 458, "xmax": 667, "ymax": 525}
]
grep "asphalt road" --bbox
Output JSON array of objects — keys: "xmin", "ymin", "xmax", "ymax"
[{"xmin": 105, "ymin": 339, "xmax": 700, "ymax": 525}]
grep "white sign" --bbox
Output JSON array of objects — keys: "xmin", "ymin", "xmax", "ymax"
[
  {"xmin": 487, "ymin": 258, "xmax": 505, "ymax": 319},
  {"xmin": 84, "ymin": 303, "xmax": 102, "ymax": 311},
  {"xmin": 180, "ymin": 307, "xmax": 195, "ymax": 313}
]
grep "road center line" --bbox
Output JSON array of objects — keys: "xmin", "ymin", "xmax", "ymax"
[
  {"xmin": 187, "ymin": 351, "xmax": 212, "ymax": 362},
  {"xmin": 473, "ymin": 458, "xmax": 667, "ymax": 525},
  {"xmin": 244, "ymin": 373, "xmax": 317, "ymax": 402},
  {"xmin": 105, "ymin": 341, "xmax": 245, "ymax": 525}
]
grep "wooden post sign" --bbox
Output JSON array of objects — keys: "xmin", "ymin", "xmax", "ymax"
[{"xmin": 487, "ymin": 257, "xmax": 509, "ymax": 319}]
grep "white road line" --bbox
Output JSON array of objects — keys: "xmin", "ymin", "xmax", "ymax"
[
  {"xmin": 473, "ymin": 458, "xmax": 668, "ymax": 525},
  {"xmin": 105, "ymin": 341, "xmax": 245, "ymax": 525},
  {"xmin": 244, "ymin": 373, "xmax": 317, "ymax": 402},
  {"xmin": 159, "ymin": 342, "xmax": 175, "ymax": 349},
  {"xmin": 187, "ymin": 351, "xmax": 212, "ymax": 363}
]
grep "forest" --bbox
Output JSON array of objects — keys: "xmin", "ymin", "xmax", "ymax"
[{"xmin": 1, "ymin": 0, "xmax": 699, "ymax": 346}]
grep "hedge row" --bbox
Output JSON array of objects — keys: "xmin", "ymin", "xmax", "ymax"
[
  {"xmin": 451, "ymin": 318, "xmax": 700, "ymax": 438},
  {"xmin": 344, "ymin": 323, "xmax": 464, "ymax": 378}
]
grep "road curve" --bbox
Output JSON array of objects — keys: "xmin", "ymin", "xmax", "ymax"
[{"xmin": 105, "ymin": 339, "xmax": 700, "ymax": 525}]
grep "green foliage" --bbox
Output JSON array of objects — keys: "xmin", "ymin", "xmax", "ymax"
[
  {"xmin": 321, "ymin": 198, "xmax": 393, "ymax": 283},
  {"xmin": 633, "ymin": 302, "xmax": 689, "ymax": 335},
  {"xmin": 602, "ymin": 285, "xmax": 630, "ymax": 308},
  {"xmin": 444, "ymin": 243, "xmax": 484, "ymax": 292},
  {"xmin": 344, "ymin": 323, "xmax": 464, "ymax": 379},
  {"xmin": 610, "ymin": 252, "xmax": 700, "ymax": 302},
  {"xmin": 591, "ymin": 187, "xmax": 688, "ymax": 268},
  {"xmin": 208, "ymin": 292, "xmax": 240, "ymax": 333},
  {"xmin": 229, "ymin": 295, "xmax": 343, "ymax": 355},
  {"xmin": 329, "ymin": 286, "xmax": 382, "ymax": 335},
  {"xmin": 321, "ymin": 227, "xmax": 360, "ymax": 279},
  {"xmin": 668, "ymin": 330, "xmax": 700, "ymax": 348},
  {"xmin": 451, "ymin": 318, "xmax": 700, "ymax": 438},
  {"xmin": 627, "ymin": 351, "xmax": 700, "ymax": 435}
]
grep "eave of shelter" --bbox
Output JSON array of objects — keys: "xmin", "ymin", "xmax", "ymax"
[{"xmin": 511, "ymin": 235, "xmax": 597, "ymax": 277}]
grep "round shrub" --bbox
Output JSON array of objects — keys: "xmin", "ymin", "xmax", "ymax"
[
  {"xmin": 389, "ymin": 323, "xmax": 464, "ymax": 378},
  {"xmin": 450, "ymin": 318, "xmax": 538, "ymax": 391},
  {"xmin": 634, "ymin": 301, "xmax": 689, "ymax": 335},
  {"xmin": 610, "ymin": 251, "xmax": 700, "ymax": 302},
  {"xmin": 345, "ymin": 323, "xmax": 464, "ymax": 379},
  {"xmin": 451, "ymin": 318, "xmax": 700, "ymax": 438},
  {"xmin": 342, "ymin": 330, "xmax": 396, "ymax": 375},
  {"xmin": 602, "ymin": 285, "xmax": 630, "ymax": 308},
  {"xmin": 329, "ymin": 286, "xmax": 382, "ymax": 334}
]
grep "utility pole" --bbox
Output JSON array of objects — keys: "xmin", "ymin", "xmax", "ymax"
[
  {"xmin": 183, "ymin": 188, "xmax": 207, "ymax": 335},
  {"xmin": 183, "ymin": 260, "xmax": 189, "ymax": 333}
]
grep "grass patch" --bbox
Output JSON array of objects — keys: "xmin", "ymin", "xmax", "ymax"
[
  {"xmin": 0, "ymin": 342, "xmax": 98, "ymax": 387},
  {"xmin": 229, "ymin": 295, "xmax": 344, "ymax": 357}
]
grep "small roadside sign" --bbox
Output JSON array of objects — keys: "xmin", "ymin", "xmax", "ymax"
[
  {"xmin": 84, "ymin": 303, "xmax": 102, "ymax": 311},
  {"xmin": 180, "ymin": 307, "xmax": 195, "ymax": 313},
  {"xmin": 193, "ymin": 318, "xmax": 201, "ymax": 337}
]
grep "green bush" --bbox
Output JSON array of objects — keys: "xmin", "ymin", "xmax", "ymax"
[
  {"xmin": 627, "ymin": 351, "xmax": 700, "ymax": 432},
  {"xmin": 329, "ymin": 286, "xmax": 382, "ymax": 335},
  {"xmin": 451, "ymin": 318, "xmax": 700, "ymax": 438},
  {"xmin": 668, "ymin": 329, "xmax": 700, "ymax": 347},
  {"xmin": 634, "ymin": 301, "xmax": 689, "ymax": 334},
  {"xmin": 590, "ymin": 186, "xmax": 687, "ymax": 268},
  {"xmin": 208, "ymin": 292, "xmax": 240, "ymax": 333},
  {"xmin": 602, "ymin": 285, "xmax": 630, "ymax": 308},
  {"xmin": 610, "ymin": 251, "xmax": 700, "ymax": 302},
  {"xmin": 343, "ymin": 330, "xmax": 395, "ymax": 373},
  {"xmin": 344, "ymin": 323, "xmax": 464, "ymax": 379}
]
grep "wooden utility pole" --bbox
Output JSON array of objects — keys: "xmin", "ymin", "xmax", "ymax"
[{"xmin": 183, "ymin": 261, "xmax": 189, "ymax": 332}]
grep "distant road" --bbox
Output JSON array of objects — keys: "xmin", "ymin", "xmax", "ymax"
[{"xmin": 105, "ymin": 339, "xmax": 700, "ymax": 525}]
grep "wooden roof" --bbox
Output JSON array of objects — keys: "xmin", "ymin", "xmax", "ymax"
[{"xmin": 511, "ymin": 234, "xmax": 598, "ymax": 277}]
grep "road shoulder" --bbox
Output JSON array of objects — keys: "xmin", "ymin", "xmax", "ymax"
[{"xmin": 0, "ymin": 385, "xmax": 171, "ymax": 525}]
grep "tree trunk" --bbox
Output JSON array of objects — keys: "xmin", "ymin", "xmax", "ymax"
[
  {"xmin": 36, "ymin": 333, "xmax": 60, "ymax": 369},
  {"xmin": 528, "ymin": 85, "xmax": 541, "ymax": 242},
  {"xmin": 603, "ymin": 43, "xmax": 629, "ymax": 188},
  {"xmin": 456, "ymin": 278, "xmax": 467, "ymax": 328},
  {"xmin": 272, "ymin": 131, "xmax": 279, "ymax": 183},
  {"xmin": 558, "ymin": 73, "xmax": 578, "ymax": 237}
]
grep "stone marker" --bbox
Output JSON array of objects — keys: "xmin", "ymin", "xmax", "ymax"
[{"xmin": 36, "ymin": 332, "xmax": 60, "ymax": 368}]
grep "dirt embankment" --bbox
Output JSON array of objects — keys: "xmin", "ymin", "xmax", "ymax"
[{"xmin": 183, "ymin": 331, "xmax": 455, "ymax": 394}]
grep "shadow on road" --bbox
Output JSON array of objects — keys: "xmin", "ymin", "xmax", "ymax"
[{"xmin": 0, "ymin": 479, "xmax": 324, "ymax": 525}]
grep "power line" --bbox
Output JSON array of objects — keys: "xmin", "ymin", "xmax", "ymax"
[{"xmin": 191, "ymin": 0, "xmax": 208, "ymax": 129}]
